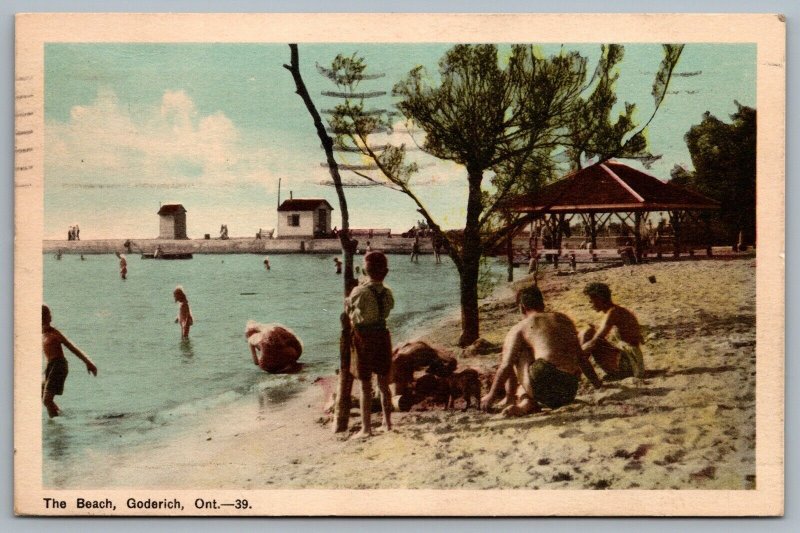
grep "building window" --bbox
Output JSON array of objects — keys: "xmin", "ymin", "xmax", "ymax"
[{"xmin": 288, "ymin": 214, "xmax": 300, "ymax": 227}]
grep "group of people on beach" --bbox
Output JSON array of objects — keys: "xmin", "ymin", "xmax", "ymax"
[
  {"xmin": 480, "ymin": 282, "xmax": 644, "ymax": 416},
  {"xmin": 43, "ymin": 244, "xmax": 642, "ymax": 438}
]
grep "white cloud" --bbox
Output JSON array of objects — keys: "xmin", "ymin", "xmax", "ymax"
[{"xmin": 45, "ymin": 88, "xmax": 283, "ymax": 189}]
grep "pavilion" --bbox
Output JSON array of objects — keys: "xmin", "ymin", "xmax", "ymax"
[{"xmin": 507, "ymin": 160, "xmax": 720, "ymax": 261}]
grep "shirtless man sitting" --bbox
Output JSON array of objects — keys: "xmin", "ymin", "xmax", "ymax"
[
  {"xmin": 580, "ymin": 282, "xmax": 645, "ymax": 380},
  {"xmin": 480, "ymin": 286, "xmax": 602, "ymax": 416}
]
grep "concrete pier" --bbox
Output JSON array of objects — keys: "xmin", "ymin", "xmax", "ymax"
[{"xmin": 43, "ymin": 236, "xmax": 432, "ymax": 255}]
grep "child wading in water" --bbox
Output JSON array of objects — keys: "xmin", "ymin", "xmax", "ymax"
[
  {"xmin": 346, "ymin": 251, "xmax": 394, "ymax": 438},
  {"xmin": 41, "ymin": 305, "xmax": 98, "ymax": 417},
  {"xmin": 173, "ymin": 286, "xmax": 194, "ymax": 339}
]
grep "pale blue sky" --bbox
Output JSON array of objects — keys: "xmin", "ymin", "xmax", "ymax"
[{"xmin": 44, "ymin": 43, "xmax": 755, "ymax": 239}]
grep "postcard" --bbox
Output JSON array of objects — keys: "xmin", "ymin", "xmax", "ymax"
[{"xmin": 14, "ymin": 13, "xmax": 784, "ymax": 516}]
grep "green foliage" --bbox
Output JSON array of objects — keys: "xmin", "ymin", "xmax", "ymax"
[
  {"xmin": 324, "ymin": 43, "xmax": 682, "ymax": 344},
  {"xmin": 669, "ymin": 102, "xmax": 756, "ymax": 245}
]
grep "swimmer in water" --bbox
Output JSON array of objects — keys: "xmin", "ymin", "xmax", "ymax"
[
  {"xmin": 263, "ymin": 256, "xmax": 271, "ymax": 270},
  {"xmin": 334, "ymin": 257, "xmax": 342, "ymax": 274},
  {"xmin": 115, "ymin": 251, "xmax": 127, "ymax": 279},
  {"xmin": 173, "ymin": 286, "xmax": 194, "ymax": 339},
  {"xmin": 41, "ymin": 305, "xmax": 98, "ymax": 417}
]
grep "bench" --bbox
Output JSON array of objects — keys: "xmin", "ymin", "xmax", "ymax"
[
  {"xmin": 350, "ymin": 228, "xmax": 392, "ymax": 238},
  {"xmin": 523, "ymin": 248, "xmax": 629, "ymax": 271}
]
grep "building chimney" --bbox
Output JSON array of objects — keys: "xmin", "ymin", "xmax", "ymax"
[{"xmin": 290, "ymin": 190, "xmax": 293, "ymax": 200}]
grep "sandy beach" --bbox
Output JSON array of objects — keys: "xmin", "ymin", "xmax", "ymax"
[{"xmin": 65, "ymin": 255, "xmax": 756, "ymax": 491}]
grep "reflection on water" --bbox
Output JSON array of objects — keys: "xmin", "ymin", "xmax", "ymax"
[
  {"xmin": 179, "ymin": 338, "xmax": 194, "ymax": 361},
  {"xmin": 44, "ymin": 420, "xmax": 72, "ymax": 461}
]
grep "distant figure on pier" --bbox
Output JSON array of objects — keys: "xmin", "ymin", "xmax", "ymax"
[
  {"xmin": 74, "ymin": 224, "xmax": 80, "ymax": 241},
  {"xmin": 246, "ymin": 321, "xmax": 303, "ymax": 373},
  {"xmin": 173, "ymin": 286, "xmax": 193, "ymax": 339},
  {"xmin": 366, "ymin": 241, "xmax": 372, "ymax": 253},
  {"xmin": 154, "ymin": 245, "xmax": 163, "ymax": 259},
  {"xmin": 115, "ymin": 252, "xmax": 127, "ymax": 279},
  {"xmin": 219, "ymin": 224, "xmax": 229, "ymax": 240},
  {"xmin": 41, "ymin": 305, "xmax": 98, "ymax": 418},
  {"xmin": 410, "ymin": 235, "xmax": 420, "ymax": 263},
  {"xmin": 334, "ymin": 257, "xmax": 342, "ymax": 274},
  {"xmin": 263, "ymin": 256, "xmax": 271, "ymax": 271},
  {"xmin": 67, "ymin": 227, "xmax": 73, "ymax": 241},
  {"xmin": 123, "ymin": 240, "xmax": 133, "ymax": 253}
]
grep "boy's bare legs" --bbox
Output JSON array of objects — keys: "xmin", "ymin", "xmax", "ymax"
[
  {"xmin": 377, "ymin": 374, "xmax": 392, "ymax": 432},
  {"xmin": 355, "ymin": 376, "xmax": 373, "ymax": 439},
  {"xmin": 43, "ymin": 392, "xmax": 60, "ymax": 418}
]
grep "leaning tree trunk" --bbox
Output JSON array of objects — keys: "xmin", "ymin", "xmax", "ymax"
[
  {"xmin": 285, "ymin": 44, "xmax": 357, "ymax": 433},
  {"xmin": 457, "ymin": 169, "xmax": 484, "ymax": 347}
]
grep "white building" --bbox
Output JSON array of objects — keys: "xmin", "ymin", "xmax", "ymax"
[
  {"xmin": 157, "ymin": 203, "xmax": 188, "ymax": 239},
  {"xmin": 277, "ymin": 198, "xmax": 334, "ymax": 238}
]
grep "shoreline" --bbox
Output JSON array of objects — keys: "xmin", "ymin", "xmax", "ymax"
[{"xmin": 48, "ymin": 256, "xmax": 756, "ymax": 490}]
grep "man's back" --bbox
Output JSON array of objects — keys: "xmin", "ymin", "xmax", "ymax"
[{"xmin": 523, "ymin": 312, "xmax": 583, "ymax": 376}]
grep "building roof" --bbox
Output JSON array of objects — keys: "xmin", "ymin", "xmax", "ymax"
[
  {"xmin": 157, "ymin": 204, "xmax": 187, "ymax": 215},
  {"xmin": 508, "ymin": 161, "xmax": 720, "ymax": 214},
  {"xmin": 277, "ymin": 199, "xmax": 335, "ymax": 212}
]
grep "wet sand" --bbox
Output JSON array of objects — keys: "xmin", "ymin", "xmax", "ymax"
[{"xmin": 66, "ymin": 256, "xmax": 756, "ymax": 490}]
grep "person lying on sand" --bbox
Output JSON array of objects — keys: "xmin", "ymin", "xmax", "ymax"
[
  {"xmin": 41, "ymin": 305, "xmax": 98, "ymax": 418},
  {"xmin": 580, "ymin": 282, "xmax": 645, "ymax": 380},
  {"xmin": 480, "ymin": 286, "xmax": 602, "ymax": 417}
]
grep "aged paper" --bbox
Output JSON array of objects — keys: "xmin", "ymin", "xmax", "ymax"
[{"xmin": 15, "ymin": 13, "xmax": 784, "ymax": 516}]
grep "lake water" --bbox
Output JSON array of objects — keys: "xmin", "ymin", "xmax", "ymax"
[{"xmin": 42, "ymin": 253, "xmax": 499, "ymax": 486}]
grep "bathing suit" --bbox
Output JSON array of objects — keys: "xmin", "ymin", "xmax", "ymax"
[
  {"xmin": 529, "ymin": 359, "xmax": 579, "ymax": 409},
  {"xmin": 43, "ymin": 357, "xmax": 68, "ymax": 396},
  {"xmin": 605, "ymin": 342, "xmax": 645, "ymax": 380}
]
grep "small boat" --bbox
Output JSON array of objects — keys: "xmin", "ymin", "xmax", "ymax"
[{"xmin": 141, "ymin": 252, "xmax": 193, "ymax": 260}]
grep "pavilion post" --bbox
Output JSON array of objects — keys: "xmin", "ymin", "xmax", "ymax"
[
  {"xmin": 671, "ymin": 210, "xmax": 682, "ymax": 258},
  {"xmin": 589, "ymin": 212, "xmax": 597, "ymax": 249},
  {"xmin": 633, "ymin": 211, "xmax": 643, "ymax": 263},
  {"xmin": 704, "ymin": 212, "xmax": 713, "ymax": 257}
]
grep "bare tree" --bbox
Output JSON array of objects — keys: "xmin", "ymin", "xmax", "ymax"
[{"xmin": 284, "ymin": 44, "xmax": 358, "ymax": 433}]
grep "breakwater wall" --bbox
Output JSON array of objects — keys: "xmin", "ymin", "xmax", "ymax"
[{"xmin": 43, "ymin": 236, "xmax": 432, "ymax": 255}]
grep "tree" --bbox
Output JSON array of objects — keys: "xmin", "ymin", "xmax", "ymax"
[
  {"xmin": 329, "ymin": 44, "xmax": 683, "ymax": 346},
  {"xmin": 669, "ymin": 102, "xmax": 756, "ymax": 247},
  {"xmin": 283, "ymin": 44, "xmax": 359, "ymax": 433}
]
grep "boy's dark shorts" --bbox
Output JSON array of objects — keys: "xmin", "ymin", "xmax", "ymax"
[
  {"xmin": 351, "ymin": 327, "xmax": 392, "ymax": 379},
  {"xmin": 43, "ymin": 357, "xmax": 69, "ymax": 396},
  {"xmin": 529, "ymin": 359, "xmax": 579, "ymax": 409}
]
